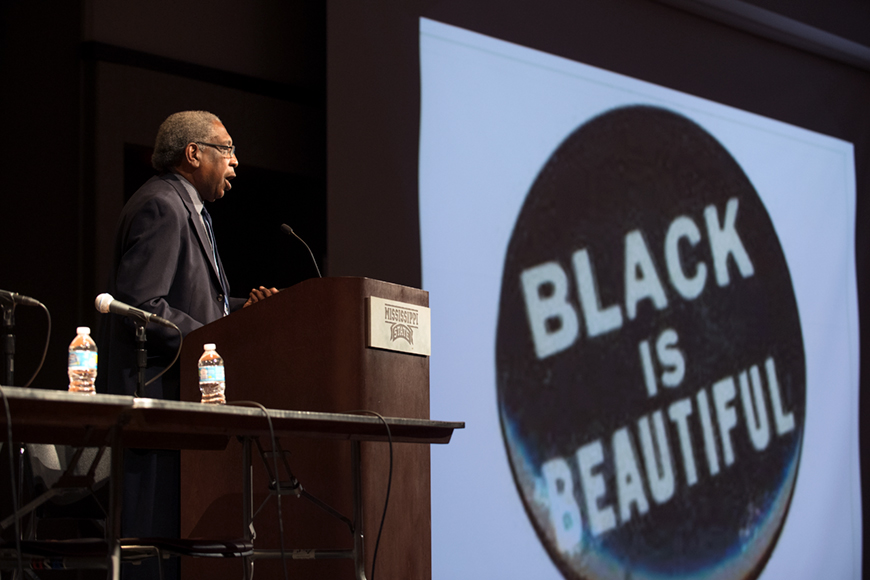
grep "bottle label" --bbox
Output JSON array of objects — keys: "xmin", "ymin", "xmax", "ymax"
[
  {"xmin": 68, "ymin": 351, "xmax": 97, "ymax": 370},
  {"xmin": 199, "ymin": 365, "xmax": 225, "ymax": 383}
]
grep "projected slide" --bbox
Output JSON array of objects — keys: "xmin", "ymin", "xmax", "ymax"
[{"xmin": 420, "ymin": 17, "xmax": 859, "ymax": 580}]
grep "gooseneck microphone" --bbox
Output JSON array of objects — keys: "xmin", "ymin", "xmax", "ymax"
[
  {"xmin": 0, "ymin": 290, "xmax": 41, "ymax": 307},
  {"xmin": 280, "ymin": 223, "xmax": 322, "ymax": 278},
  {"xmin": 94, "ymin": 293, "xmax": 177, "ymax": 329}
]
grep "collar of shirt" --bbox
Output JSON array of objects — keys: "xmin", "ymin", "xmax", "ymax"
[
  {"xmin": 173, "ymin": 172, "xmax": 205, "ymax": 214},
  {"xmin": 172, "ymin": 173, "xmax": 211, "ymax": 246}
]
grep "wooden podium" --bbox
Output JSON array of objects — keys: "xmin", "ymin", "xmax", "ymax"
[{"xmin": 178, "ymin": 277, "xmax": 432, "ymax": 579}]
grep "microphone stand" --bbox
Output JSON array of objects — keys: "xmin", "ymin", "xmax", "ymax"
[
  {"xmin": 2, "ymin": 302, "xmax": 22, "ymax": 524},
  {"xmin": 2, "ymin": 303, "xmax": 15, "ymax": 386},
  {"xmin": 135, "ymin": 322, "xmax": 147, "ymax": 398}
]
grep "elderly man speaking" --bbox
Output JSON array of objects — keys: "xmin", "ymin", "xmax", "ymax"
[{"xmin": 98, "ymin": 111, "xmax": 277, "ymax": 579}]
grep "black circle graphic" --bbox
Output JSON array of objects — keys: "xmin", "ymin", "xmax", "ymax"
[{"xmin": 496, "ymin": 106, "xmax": 805, "ymax": 580}]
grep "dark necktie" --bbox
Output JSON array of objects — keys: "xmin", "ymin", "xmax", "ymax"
[{"xmin": 201, "ymin": 207, "xmax": 230, "ymax": 316}]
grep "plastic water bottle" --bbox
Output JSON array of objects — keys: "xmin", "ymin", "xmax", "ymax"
[
  {"xmin": 198, "ymin": 343, "xmax": 226, "ymax": 404},
  {"xmin": 68, "ymin": 327, "xmax": 97, "ymax": 395}
]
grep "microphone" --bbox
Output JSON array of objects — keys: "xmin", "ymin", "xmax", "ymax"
[
  {"xmin": 94, "ymin": 293, "xmax": 177, "ymax": 328},
  {"xmin": 0, "ymin": 289, "xmax": 40, "ymax": 307},
  {"xmin": 280, "ymin": 224, "xmax": 322, "ymax": 278}
]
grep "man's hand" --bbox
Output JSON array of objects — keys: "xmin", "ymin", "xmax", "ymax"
[{"xmin": 243, "ymin": 286, "xmax": 279, "ymax": 308}]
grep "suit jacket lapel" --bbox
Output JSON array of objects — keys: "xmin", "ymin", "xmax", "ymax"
[{"xmin": 163, "ymin": 174, "xmax": 223, "ymax": 288}]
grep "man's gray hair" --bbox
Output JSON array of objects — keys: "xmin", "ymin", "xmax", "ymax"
[{"xmin": 151, "ymin": 111, "xmax": 222, "ymax": 172}]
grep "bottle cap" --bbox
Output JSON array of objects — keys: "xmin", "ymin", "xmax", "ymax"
[
  {"xmin": 204, "ymin": 343, "xmax": 216, "ymax": 351},
  {"xmin": 76, "ymin": 326, "xmax": 90, "ymax": 334}
]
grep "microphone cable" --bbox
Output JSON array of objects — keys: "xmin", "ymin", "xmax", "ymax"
[
  {"xmin": 143, "ymin": 327, "xmax": 183, "ymax": 388},
  {"xmin": 226, "ymin": 402, "xmax": 394, "ymax": 580},
  {"xmin": 21, "ymin": 301, "xmax": 51, "ymax": 388},
  {"xmin": 230, "ymin": 401, "xmax": 289, "ymax": 580},
  {"xmin": 347, "ymin": 410, "xmax": 392, "ymax": 580},
  {"xmin": 1, "ymin": 298, "xmax": 50, "ymax": 388}
]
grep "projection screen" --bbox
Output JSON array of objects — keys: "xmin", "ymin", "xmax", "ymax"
[{"xmin": 420, "ymin": 17, "xmax": 860, "ymax": 580}]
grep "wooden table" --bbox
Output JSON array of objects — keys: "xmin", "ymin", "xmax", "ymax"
[{"xmin": 0, "ymin": 386, "xmax": 462, "ymax": 579}]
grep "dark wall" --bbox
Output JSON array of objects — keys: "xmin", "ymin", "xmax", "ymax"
[
  {"xmin": 327, "ymin": 0, "xmax": 870, "ymax": 289},
  {"xmin": 742, "ymin": 0, "xmax": 870, "ymax": 46},
  {"xmin": 1, "ymin": 2, "xmax": 85, "ymax": 389}
]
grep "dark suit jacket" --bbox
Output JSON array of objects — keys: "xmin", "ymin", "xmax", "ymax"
[{"xmin": 96, "ymin": 173, "xmax": 244, "ymax": 400}]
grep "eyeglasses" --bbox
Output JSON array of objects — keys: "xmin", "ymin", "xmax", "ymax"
[{"xmin": 195, "ymin": 142, "xmax": 237, "ymax": 159}]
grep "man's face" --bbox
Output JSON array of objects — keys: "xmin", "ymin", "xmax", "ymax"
[{"xmin": 193, "ymin": 120, "xmax": 238, "ymax": 202}]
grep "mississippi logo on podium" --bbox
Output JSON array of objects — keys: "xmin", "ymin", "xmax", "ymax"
[{"xmin": 367, "ymin": 296, "xmax": 431, "ymax": 356}]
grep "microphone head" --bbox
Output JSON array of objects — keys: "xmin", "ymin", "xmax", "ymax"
[{"xmin": 95, "ymin": 293, "xmax": 114, "ymax": 314}]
